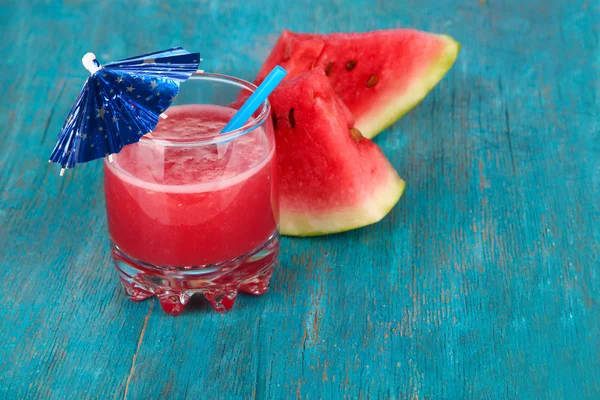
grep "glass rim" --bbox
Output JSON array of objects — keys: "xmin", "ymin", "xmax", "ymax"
[{"xmin": 139, "ymin": 71, "xmax": 270, "ymax": 147}]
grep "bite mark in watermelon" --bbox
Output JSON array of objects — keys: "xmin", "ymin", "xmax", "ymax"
[
  {"xmin": 271, "ymin": 70, "xmax": 405, "ymax": 236},
  {"xmin": 257, "ymin": 29, "xmax": 460, "ymax": 139}
]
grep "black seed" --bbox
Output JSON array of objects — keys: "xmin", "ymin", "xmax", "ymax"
[
  {"xmin": 289, "ymin": 108, "xmax": 296, "ymax": 128},
  {"xmin": 366, "ymin": 74, "xmax": 379, "ymax": 88},
  {"xmin": 325, "ymin": 62, "xmax": 334, "ymax": 76},
  {"xmin": 272, "ymin": 113, "xmax": 277, "ymax": 129},
  {"xmin": 346, "ymin": 60, "xmax": 357, "ymax": 71},
  {"xmin": 349, "ymin": 127, "xmax": 363, "ymax": 141}
]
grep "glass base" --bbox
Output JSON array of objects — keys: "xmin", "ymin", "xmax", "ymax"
[{"xmin": 112, "ymin": 233, "xmax": 279, "ymax": 315}]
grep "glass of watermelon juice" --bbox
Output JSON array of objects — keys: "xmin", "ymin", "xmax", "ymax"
[{"xmin": 104, "ymin": 72, "xmax": 279, "ymax": 315}]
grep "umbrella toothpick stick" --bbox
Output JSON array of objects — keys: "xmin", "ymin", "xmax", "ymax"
[{"xmin": 48, "ymin": 47, "xmax": 200, "ymax": 175}]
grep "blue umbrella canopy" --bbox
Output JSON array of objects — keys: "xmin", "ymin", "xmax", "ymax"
[{"xmin": 49, "ymin": 47, "xmax": 201, "ymax": 175}]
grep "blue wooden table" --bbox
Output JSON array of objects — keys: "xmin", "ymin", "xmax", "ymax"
[{"xmin": 1, "ymin": 1, "xmax": 599, "ymax": 398}]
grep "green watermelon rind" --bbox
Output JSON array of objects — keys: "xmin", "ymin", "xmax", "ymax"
[
  {"xmin": 357, "ymin": 35, "xmax": 461, "ymax": 139},
  {"xmin": 280, "ymin": 172, "xmax": 406, "ymax": 237}
]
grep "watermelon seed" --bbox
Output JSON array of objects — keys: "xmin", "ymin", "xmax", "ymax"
[
  {"xmin": 289, "ymin": 108, "xmax": 296, "ymax": 128},
  {"xmin": 366, "ymin": 74, "xmax": 379, "ymax": 87},
  {"xmin": 272, "ymin": 113, "xmax": 277, "ymax": 129},
  {"xmin": 349, "ymin": 127, "xmax": 363, "ymax": 141},
  {"xmin": 325, "ymin": 62, "xmax": 334, "ymax": 76},
  {"xmin": 346, "ymin": 60, "xmax": 357, "ymax": 71}
]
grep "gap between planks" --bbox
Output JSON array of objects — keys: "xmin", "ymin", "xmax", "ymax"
[{"xmin": 123, "ymin": 301, "xmax": 153, "ymax": 400}]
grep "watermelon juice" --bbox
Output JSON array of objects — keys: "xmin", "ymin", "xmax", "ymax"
[{"xmin": 104, "ymin": 80, "xmax": 279, "ymax": 315}]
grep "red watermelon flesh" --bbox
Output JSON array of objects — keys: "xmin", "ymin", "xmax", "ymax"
[
  {"xmin": 256, "ymin": 29, "xmax": 460, "ymax": 139},
  {"xmin": 271, "ymin": 69, "xmax": 405, "ymax": 236}
]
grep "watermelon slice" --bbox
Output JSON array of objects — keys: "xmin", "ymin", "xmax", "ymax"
[
  {"xmin": 256, "ymin": 29, "xmax": 460, "ymax": 139},
  {"xmin": 271, "ymin": 70, "xmax": 405, "ymax": 236}
]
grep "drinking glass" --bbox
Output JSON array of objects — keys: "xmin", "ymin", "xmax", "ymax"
[{"xmin": 104, "ymin": 72, "xmax": 279, "ymax": 315}]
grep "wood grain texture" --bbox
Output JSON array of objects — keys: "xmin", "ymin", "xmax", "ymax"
[{"xmin": 1, "ymin": 0, "xmax": 599, "ymax": 398}]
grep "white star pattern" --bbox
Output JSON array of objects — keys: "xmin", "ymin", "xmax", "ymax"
[
  {"xmin": 150, "ymin": 81, "xmax": 158, "ymax": 89},
  {"xmin": 96, "ymin": 106, "xmax": 106, "ymax": 118},
  {"xmin": 81, "ymin": 133, "xmax": 87, "ymax": 140},
  {"xmin": 170, "ymin": 96, "xmax": 176, "ymax": 102},
  {"xmin": 112, "ymin": 116, "xmax": 119, "ymax": 123},
  {"xmin": 156, "ymin": 92, "xmax": 161, "ymax": 97},
  {"xmin": 116, "ymin": 77, "xmax": 124, "ymax": 84},
  {"xmin": 110, "ymin": 89, "xmax": 115, "ymax": 94},
  {"xmin": 126, "ymin": 86, "xmax": 135, "ymax": 93},
  {"xmin": 99, "ymin": 127, "xmax": 104, "ymax": 132},
  {"xmin": 146, "ymin": 96, "xmax": 151, "ymax": 101}
]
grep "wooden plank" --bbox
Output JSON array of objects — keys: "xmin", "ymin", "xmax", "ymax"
[
  {"xmin": 0, "ymin": 3, "xmax": 149, "ymax": 398},
  {"xmin": 0, "ymin": 0, "xmax": 598, "ymax": 398}
]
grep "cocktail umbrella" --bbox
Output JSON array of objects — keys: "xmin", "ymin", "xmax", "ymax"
[{"xmin": 49, "ymin": 47, "xmax": 200, "ymax": 175}]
